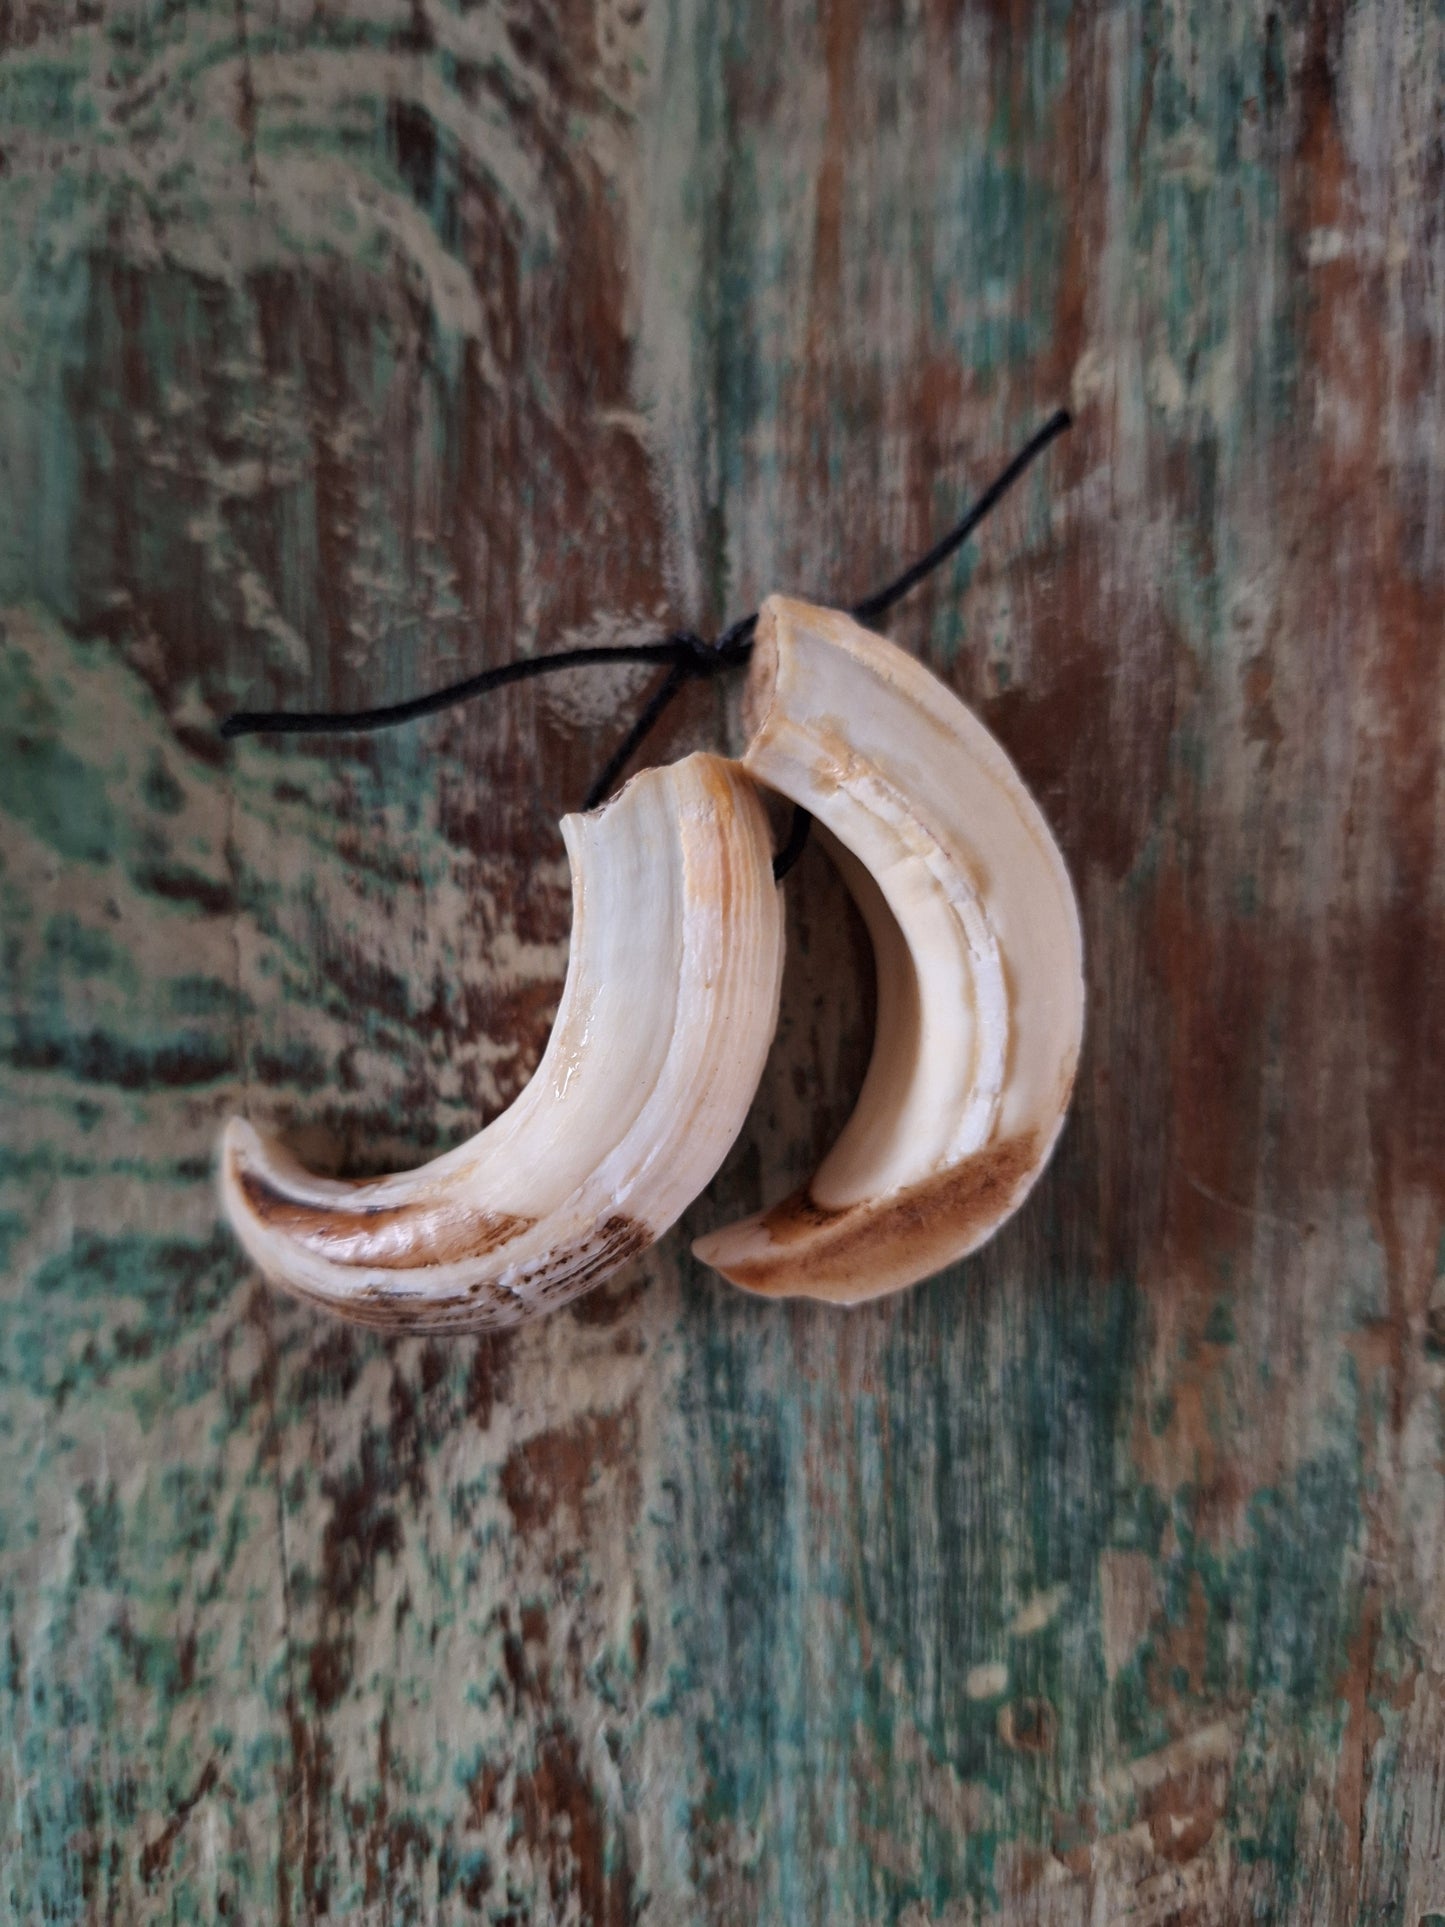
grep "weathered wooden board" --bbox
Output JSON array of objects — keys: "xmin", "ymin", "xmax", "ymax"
[{"xmin": 2, "ymin": 0, "xmax": 1444, "ymax": 1919}]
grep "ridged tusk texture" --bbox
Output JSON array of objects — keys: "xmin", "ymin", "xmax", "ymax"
[
  {"xmin": 693, "ymin": 596, "xmax": 1084, "ymax": 1305},
  {"xmin": 221, "ymin": 752, "xmax": 785, "ymax": 1331}
]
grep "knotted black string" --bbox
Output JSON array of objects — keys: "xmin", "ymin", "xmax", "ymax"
[{"xmin": 222, "ymin": 408, "xmax": 1071, "ymax": 879}]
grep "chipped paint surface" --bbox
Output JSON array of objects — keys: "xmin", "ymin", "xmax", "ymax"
[{"xmin": 2, "ymin": 0, "xmax": 1444, "ymax": 1920}]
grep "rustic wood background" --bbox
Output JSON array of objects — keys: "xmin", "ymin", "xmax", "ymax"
[{"xmin": 2, "ymin": 0, "xmax": 1444, "ymax": 1919}]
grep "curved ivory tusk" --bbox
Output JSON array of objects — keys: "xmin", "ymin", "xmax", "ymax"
[
  {"xmin": 221, "ymin": 753, "xmax": 785, "ymax": 1331},
  {"xmin": 692, "ymin": 596, "xmax": 1084, "ymax": 1305}
]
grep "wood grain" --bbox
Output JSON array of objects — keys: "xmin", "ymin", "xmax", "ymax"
[{"xmin": 2, "ymin": 0, "xmax": 1443, "ymax": 1919}]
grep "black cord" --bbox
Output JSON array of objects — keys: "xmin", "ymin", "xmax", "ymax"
[
  {"xmin": 848, "ymin": 408, "xmax": 1072, "ymax": 625},
  {"xmin": 220, "ymin": 633, "xmax": 715, "ymax": 740},
  {"xmin": 586, "ymin": 407, "xmax": 1074, "ymax": 825},
  {"xmin": 220, "ymin": 409, "xmax": 1072, "ymax": 876},
  {"xmin": 771, "ymin": 804, "xmax": 813, "ymax": 883},
  {"xmin": 583, "ymin": 660, "xmax": 692, "ymax": 811}
]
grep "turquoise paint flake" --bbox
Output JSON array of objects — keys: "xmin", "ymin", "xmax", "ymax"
[{"xmin": 0, "ymin": 712, "xmax": 117, "ymax": 870}]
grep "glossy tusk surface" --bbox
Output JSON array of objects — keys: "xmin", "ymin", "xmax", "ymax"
[
  {"xmin": 221, "ymin": 753, "xmax": 785, "ymax": 1331},
  {"xmin": 693, "ymin": 596, "xmax": 1084, "ymax": 1305}
]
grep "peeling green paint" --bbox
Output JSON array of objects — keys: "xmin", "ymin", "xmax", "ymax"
[{"xmin": 2, "ymin": 0, "xmax": 1444, "ymax": 1919}]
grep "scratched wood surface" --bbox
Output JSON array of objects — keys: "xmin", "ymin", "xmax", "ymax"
[{"xmin": 2, "ymin": 0, "xmax": 1444, "ymax": 1920}]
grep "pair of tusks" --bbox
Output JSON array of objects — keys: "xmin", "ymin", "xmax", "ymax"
[{"xmin": 220, "ymin": 597, "xmax": 1084, "ymax": 1329}]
